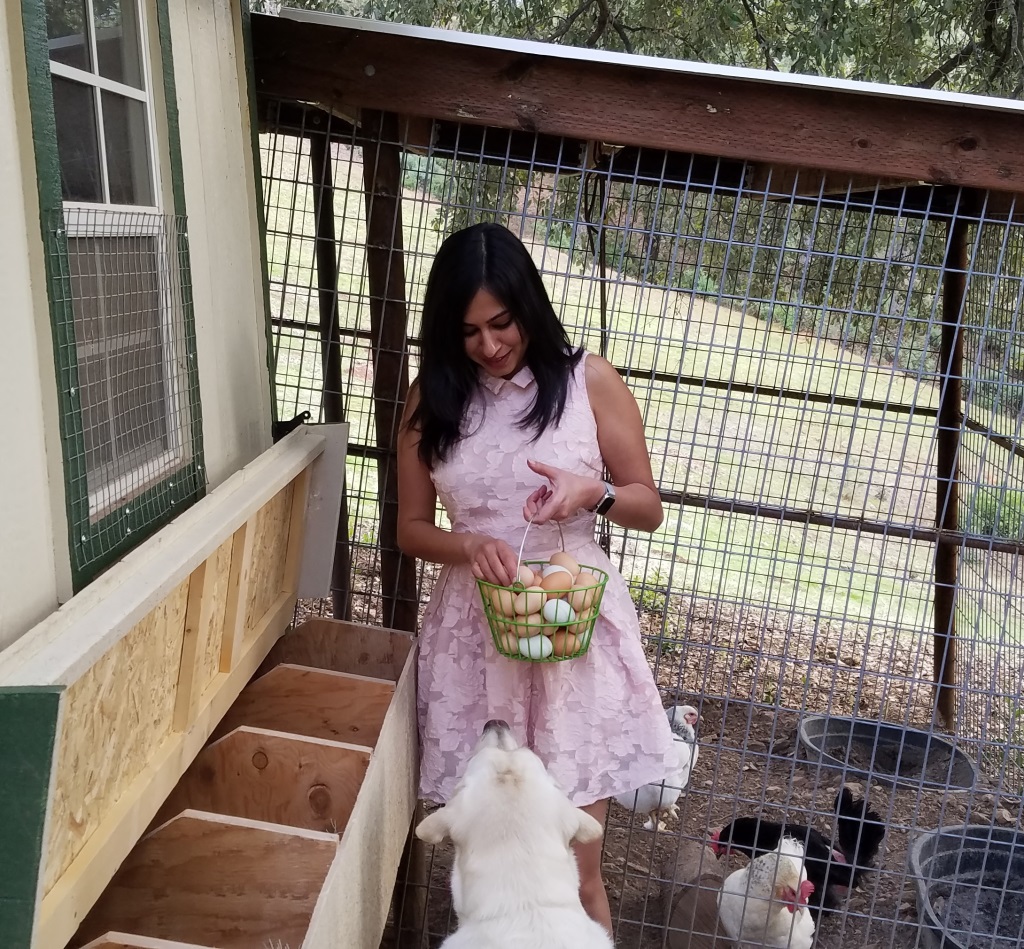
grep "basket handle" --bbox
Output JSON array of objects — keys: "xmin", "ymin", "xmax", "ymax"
[{"xmin": 514, "ymin": 515, "xmax": 566, "ymax": 574}]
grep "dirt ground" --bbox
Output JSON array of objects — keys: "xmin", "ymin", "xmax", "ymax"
[{"xmin": 311, "ymin": 560, "xmax": 1022, "ymax": 949}]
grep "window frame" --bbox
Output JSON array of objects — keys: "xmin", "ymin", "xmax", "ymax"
[{"xmin": 22, "ymin": 0, "xmax": 206, "ymax": 591}]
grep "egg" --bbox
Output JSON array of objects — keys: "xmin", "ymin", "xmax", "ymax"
[
  {"xmin": 517, "ymin": 634, "xmax": 554, "ymax": 660},
  {"xmin": 489, "ymin": 587, "xmax": 517, "ymax": 618},
  {"xmin": 516, "ymin": 564, "xmax": 538, "ymax": 587},
  {"xmin": 542, "ymin": 598, "xmax": 577, "ymax": 626},
  {"xmin": 496, "ymin": 631, "xmax": 520, "ymax": 655},
  {"xmin": 508, "ymin": 612, "xmax": 544, "ymax": 634},
  {"xmin": 550, "ymin": 631, "xmax": 582, "ymax": 657},
  {"xmin": 540, "ymin": 563, "xmax": 574, "ymax": 581},
  {"xmin": 513, "ymin": 585, "xmax": 546, "ymax": 616},
  {"xmin": 548, "ymin": 551, "xmax": 581, "ymax": 576},
  {"xmin": 567, "ymin": 573, "xmax": 600, "ymax": 612},
  {"xmin": 566, "ymin": 616, "xmax": 591, "ymax": 637},
  {"xmin": 540, "ymin": 571, "xmax": 573, "ymax": 597}
]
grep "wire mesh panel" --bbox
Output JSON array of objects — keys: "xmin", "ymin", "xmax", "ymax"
[
  {"xmin": 258, "ymin": 101, "xmax": 1024, "ymax": 949},
  {"xmin": 46, "ymin": 207, "xmax": 205, "ymax": 585}
]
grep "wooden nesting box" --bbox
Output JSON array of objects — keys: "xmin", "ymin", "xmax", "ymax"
[{"xmin": 0, "ymin": 427, "xmax": 420, "ymax": 949}]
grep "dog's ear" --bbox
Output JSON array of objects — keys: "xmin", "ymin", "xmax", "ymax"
[
  {"xmin": 566, "ymin": 805, "xmax": 605, "ymax": 845},
  {"xmin": 415, "ymin": 807, "xmax": 453, "ymax": 844}
]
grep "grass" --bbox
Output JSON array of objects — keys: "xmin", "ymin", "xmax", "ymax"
[{"xmin": 261, "ymin": 137, "xmax": 1022, "ymax": 649}]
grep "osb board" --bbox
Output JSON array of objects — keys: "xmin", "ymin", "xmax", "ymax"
[
  {"xmin": 241, "ymin": 480, "xmax": 294, "ymax": 644},
  {"xmin": 152, "ymin": 726, "xmax": 372, "ymax": 835},
  {"xmin": 193, "ymin": 537, "xmax": 233, "ymax": 699},
  {"xmin": 43, "ymin": 577, "xmax": 191, "ymax": 895},
  {"xmin": 258, "ymin": 618, "xmax": 415, "ymax": 683},
  {"xmin": 70, "ymin": 811, "xmax": 337, "ymax": 949}
]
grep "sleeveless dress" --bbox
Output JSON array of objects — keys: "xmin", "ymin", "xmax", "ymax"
[{"xmin": 419, "ymin": 352, "xmax": 676, "ymax": 807}]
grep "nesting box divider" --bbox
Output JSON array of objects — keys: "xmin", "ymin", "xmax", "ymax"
[{"xmin": 80, "ymin": 935, "xmax": 213, "ymax": 948}]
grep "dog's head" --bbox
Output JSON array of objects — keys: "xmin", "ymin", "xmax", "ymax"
[{"xmin": 415, "ymin": 720, "xmax": 603, "ymax": 850}]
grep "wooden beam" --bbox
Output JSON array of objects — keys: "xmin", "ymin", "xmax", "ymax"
[
  {"xmin": 70, "ymin": 811, "xmax": 337, "ymax": 949},
  {"xmin": 153, "ymin": 726, "xmax": 371, "ymax": 835},
  {"xmin": 210, "ymin": 663, "xmax": 396, "ymax": 748},
  {"xmin": 252, "ymin": 14, "xmax": 1024, "ymax": 193},
  {"xmin": 934, "ymin": 212, "xmax": 969, "ymax": 730},
  {"xmin": 217, "ymin": 522, "xmax": 255, "ymax": 673},
  {"xmin": 361, "ymin": 109, "xmax": 418, "ymax": 632}
]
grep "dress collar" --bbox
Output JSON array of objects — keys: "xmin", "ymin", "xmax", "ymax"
[{"xmin": 480, "ymin": 364, "xmax": 536, "ymax": 394}]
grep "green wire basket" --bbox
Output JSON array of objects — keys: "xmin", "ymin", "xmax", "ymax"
[
  {"xmin": 477, "ymin": 564, "xmax": 608, "ymax": 661},
  {"xmin": 474, "ymin": 520, "xmax": 608, "ymax": 662}
]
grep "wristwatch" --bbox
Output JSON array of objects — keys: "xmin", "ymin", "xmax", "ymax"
[{"xmin": 591, "ymin": 480, "xmax": 617, "ymax": 516}]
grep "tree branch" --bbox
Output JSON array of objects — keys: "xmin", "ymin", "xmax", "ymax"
[
  {"xmin": 543, "ymin": 0, "xmax": 594, "ymax": 44},
  {"xmin": 916, "ymin": 40, "xmax": 977, "ymax": 88},
  {"xmin": 739, "ymin": 0, "xmax": 778, "ymax": 71}
]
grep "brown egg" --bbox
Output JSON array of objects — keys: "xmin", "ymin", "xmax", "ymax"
[
  {"xmin": 496, "ymin": 631, "xmax": 520, "ymax": 655},
  {"xmin": 550, "ymin": 631, "xmax": 582, "ymax": 657},
  {"xmin": 548, "ymin": 551, "xmax": 581, "ymax": 576},
  {"xmin": 540, "ymin": 571, "xmax": 573, "ymax": 598},
  {"xmin": 566, "ymin": 613, "xmax": 593, "ymax": 637},
  {"xmin": 490, "ymin": 587, "xmax": 517, "ymax": 618},
  {"xmin": 508, "ymin": 612, "xmax": 544, "ymax": 637},
  {"xmin": 513, "ymin": 585, "xmax": 546, "ymax": 616},
  {"xmin": 517, "ymin": 564, "xmax": 538, "ymax": 587},
  {"xmin": 567, "ymin": 579, "xmax": 599, "ymax": 612}
]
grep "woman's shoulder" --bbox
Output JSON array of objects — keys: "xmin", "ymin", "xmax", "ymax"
[{"xmin": 581, "ymin": 351, "xmax": 620, "ymax": 389}]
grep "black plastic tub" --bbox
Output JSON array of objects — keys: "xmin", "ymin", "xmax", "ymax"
[
  {"xmin": 798, "ymin": 715, "xmax": 977, "ymax": 791},
  {"xmin": 910, "ymin": 824, "xmax": 1024, "ymax": 949}
]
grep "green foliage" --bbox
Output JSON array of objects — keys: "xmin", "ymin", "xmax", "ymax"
[
  {"xmin": 967, "ymin": 485, "xmax": 1024, "ymax": 540},
  {"xmin": 629, "ymin": 567, "xmax": 668, "ymax": 614}
]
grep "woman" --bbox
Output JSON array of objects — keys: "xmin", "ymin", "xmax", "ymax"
[{"xmin": 397, "ymin": 222, "xmax": 675, "ymax": 932}]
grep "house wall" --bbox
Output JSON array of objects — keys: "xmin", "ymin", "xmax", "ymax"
[
  {"xmin": 169, "ymin": 0, "xmax": 274, "ymax": 489},
  {"xmin": 0, "ymin": 2, "xmax": 66, "ymax": 650},
  {"xmin": 0, "ymin": 0, "xmax": 273, "ymax": 649}
]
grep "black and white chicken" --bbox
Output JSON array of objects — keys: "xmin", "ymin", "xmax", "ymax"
[
  {"xmin": 718, "ymin": 836, "xmax": 816, "ymax": 948},
  {"xmin": 615, "ymin": 704, "xmax": 700, "ymax": 831},
  {"xmin": 710, "ymin": 785, "xmax": 885, "ymax": 918}
]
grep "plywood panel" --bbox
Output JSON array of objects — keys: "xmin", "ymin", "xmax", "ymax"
[
  {"xmin": 81, "ymin": 934, "xmax": 212, "ymax": 948},
  {"xmin": 194, "ymin": 537, "xmax": 232, "ymax": 698},
  {"xmin": 70, "ymin": 811, "xmax": 337, "ymax": 949},
  {"xmin": 211, "ymin": 664, "xmax": 395, "ymax": 748},
  {"xmin": 153, "ymin": 726, "xmax": 371, "ymax": 834},
  {"xmin": 242, "ymin": 481, "xmax": 294, "ymax": 642},
  {"xmin": 44, "ymin": 578, "xmax": 191, "ymax": 894}
]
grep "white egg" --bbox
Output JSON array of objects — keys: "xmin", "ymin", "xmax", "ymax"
[
  {"xmin": 517, "ymin": 634, "xmax": 554, "ymax": 660},
  {"xmin": 540, "ymin": 563, "xmax": 574, "ymax": 581},
  {"xmin": 542, "ymin": 598, "xmax": 577, "ymax": 626}
]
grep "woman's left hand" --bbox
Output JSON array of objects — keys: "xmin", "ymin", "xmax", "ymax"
[{"xmin": 523, "ymin": 459, "xmax": 601, "ymax": 524}]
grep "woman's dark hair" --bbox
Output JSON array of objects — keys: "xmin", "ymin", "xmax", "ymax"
[{"xmin": 409, "ymin": 223, "xmax": 582, "ymax": 467}]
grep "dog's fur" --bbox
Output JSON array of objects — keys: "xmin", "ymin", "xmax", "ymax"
[{"xmin": 415, "ymin": 721, "xmax": 615, "ymax": 948}]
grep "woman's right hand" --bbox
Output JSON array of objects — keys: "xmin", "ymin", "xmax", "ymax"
[{"xmin": 462, "ymin": 534, "xmax": 519, "ymax": 586}]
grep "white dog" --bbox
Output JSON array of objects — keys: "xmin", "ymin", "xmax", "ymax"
[{"xmin": 415, "ymin": 720, "xmax": 615, "ymax": 949}]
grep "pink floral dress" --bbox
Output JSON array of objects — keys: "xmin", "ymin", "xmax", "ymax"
[{"xmin": 419, "ymin": 352, "xmax": 676, "ymax": 807}]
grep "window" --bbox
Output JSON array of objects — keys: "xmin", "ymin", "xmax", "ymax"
[{"xmin": 26, "ymin": 0, "xmax": 204, "ymax": 587}]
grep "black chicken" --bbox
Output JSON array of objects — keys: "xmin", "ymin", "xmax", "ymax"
[{"xmin": 708, "ymin": 786, "xmax": 885, "ymax": 918}]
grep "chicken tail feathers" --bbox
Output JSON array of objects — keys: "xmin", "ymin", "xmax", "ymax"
[{"xmin": 834, "ymin": 786, "xmax": 886, "ymax": 881}]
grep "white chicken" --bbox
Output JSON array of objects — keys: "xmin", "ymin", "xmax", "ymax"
[
  {"xmin": 717, "ymin": 836, "xmax": 816, "ymax": 948},
  {"xmin": 614, "ymin": 704, "xmax": 699, "ymax": 831}
]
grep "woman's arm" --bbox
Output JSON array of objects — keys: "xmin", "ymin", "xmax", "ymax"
[
  {"xmin": 524, "ymin": 355, "xmax": 663, "ymax": 532},
  {"xmin": 397, "ymin": 384, "xmax": 520, "ymax": 584}
]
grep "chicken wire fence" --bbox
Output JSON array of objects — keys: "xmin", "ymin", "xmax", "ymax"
[
  {"xmin": 44, "ymin": 207, "xmax": 205, "ymax": 586},
  {"xmin": 258, "ymin": 99, "xmax": 1024, "ymax": 949}
]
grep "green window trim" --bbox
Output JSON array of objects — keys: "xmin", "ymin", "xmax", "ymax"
[{"xmin": 21, "ymin": 0, "xmax": 206, "ymax": 591}]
